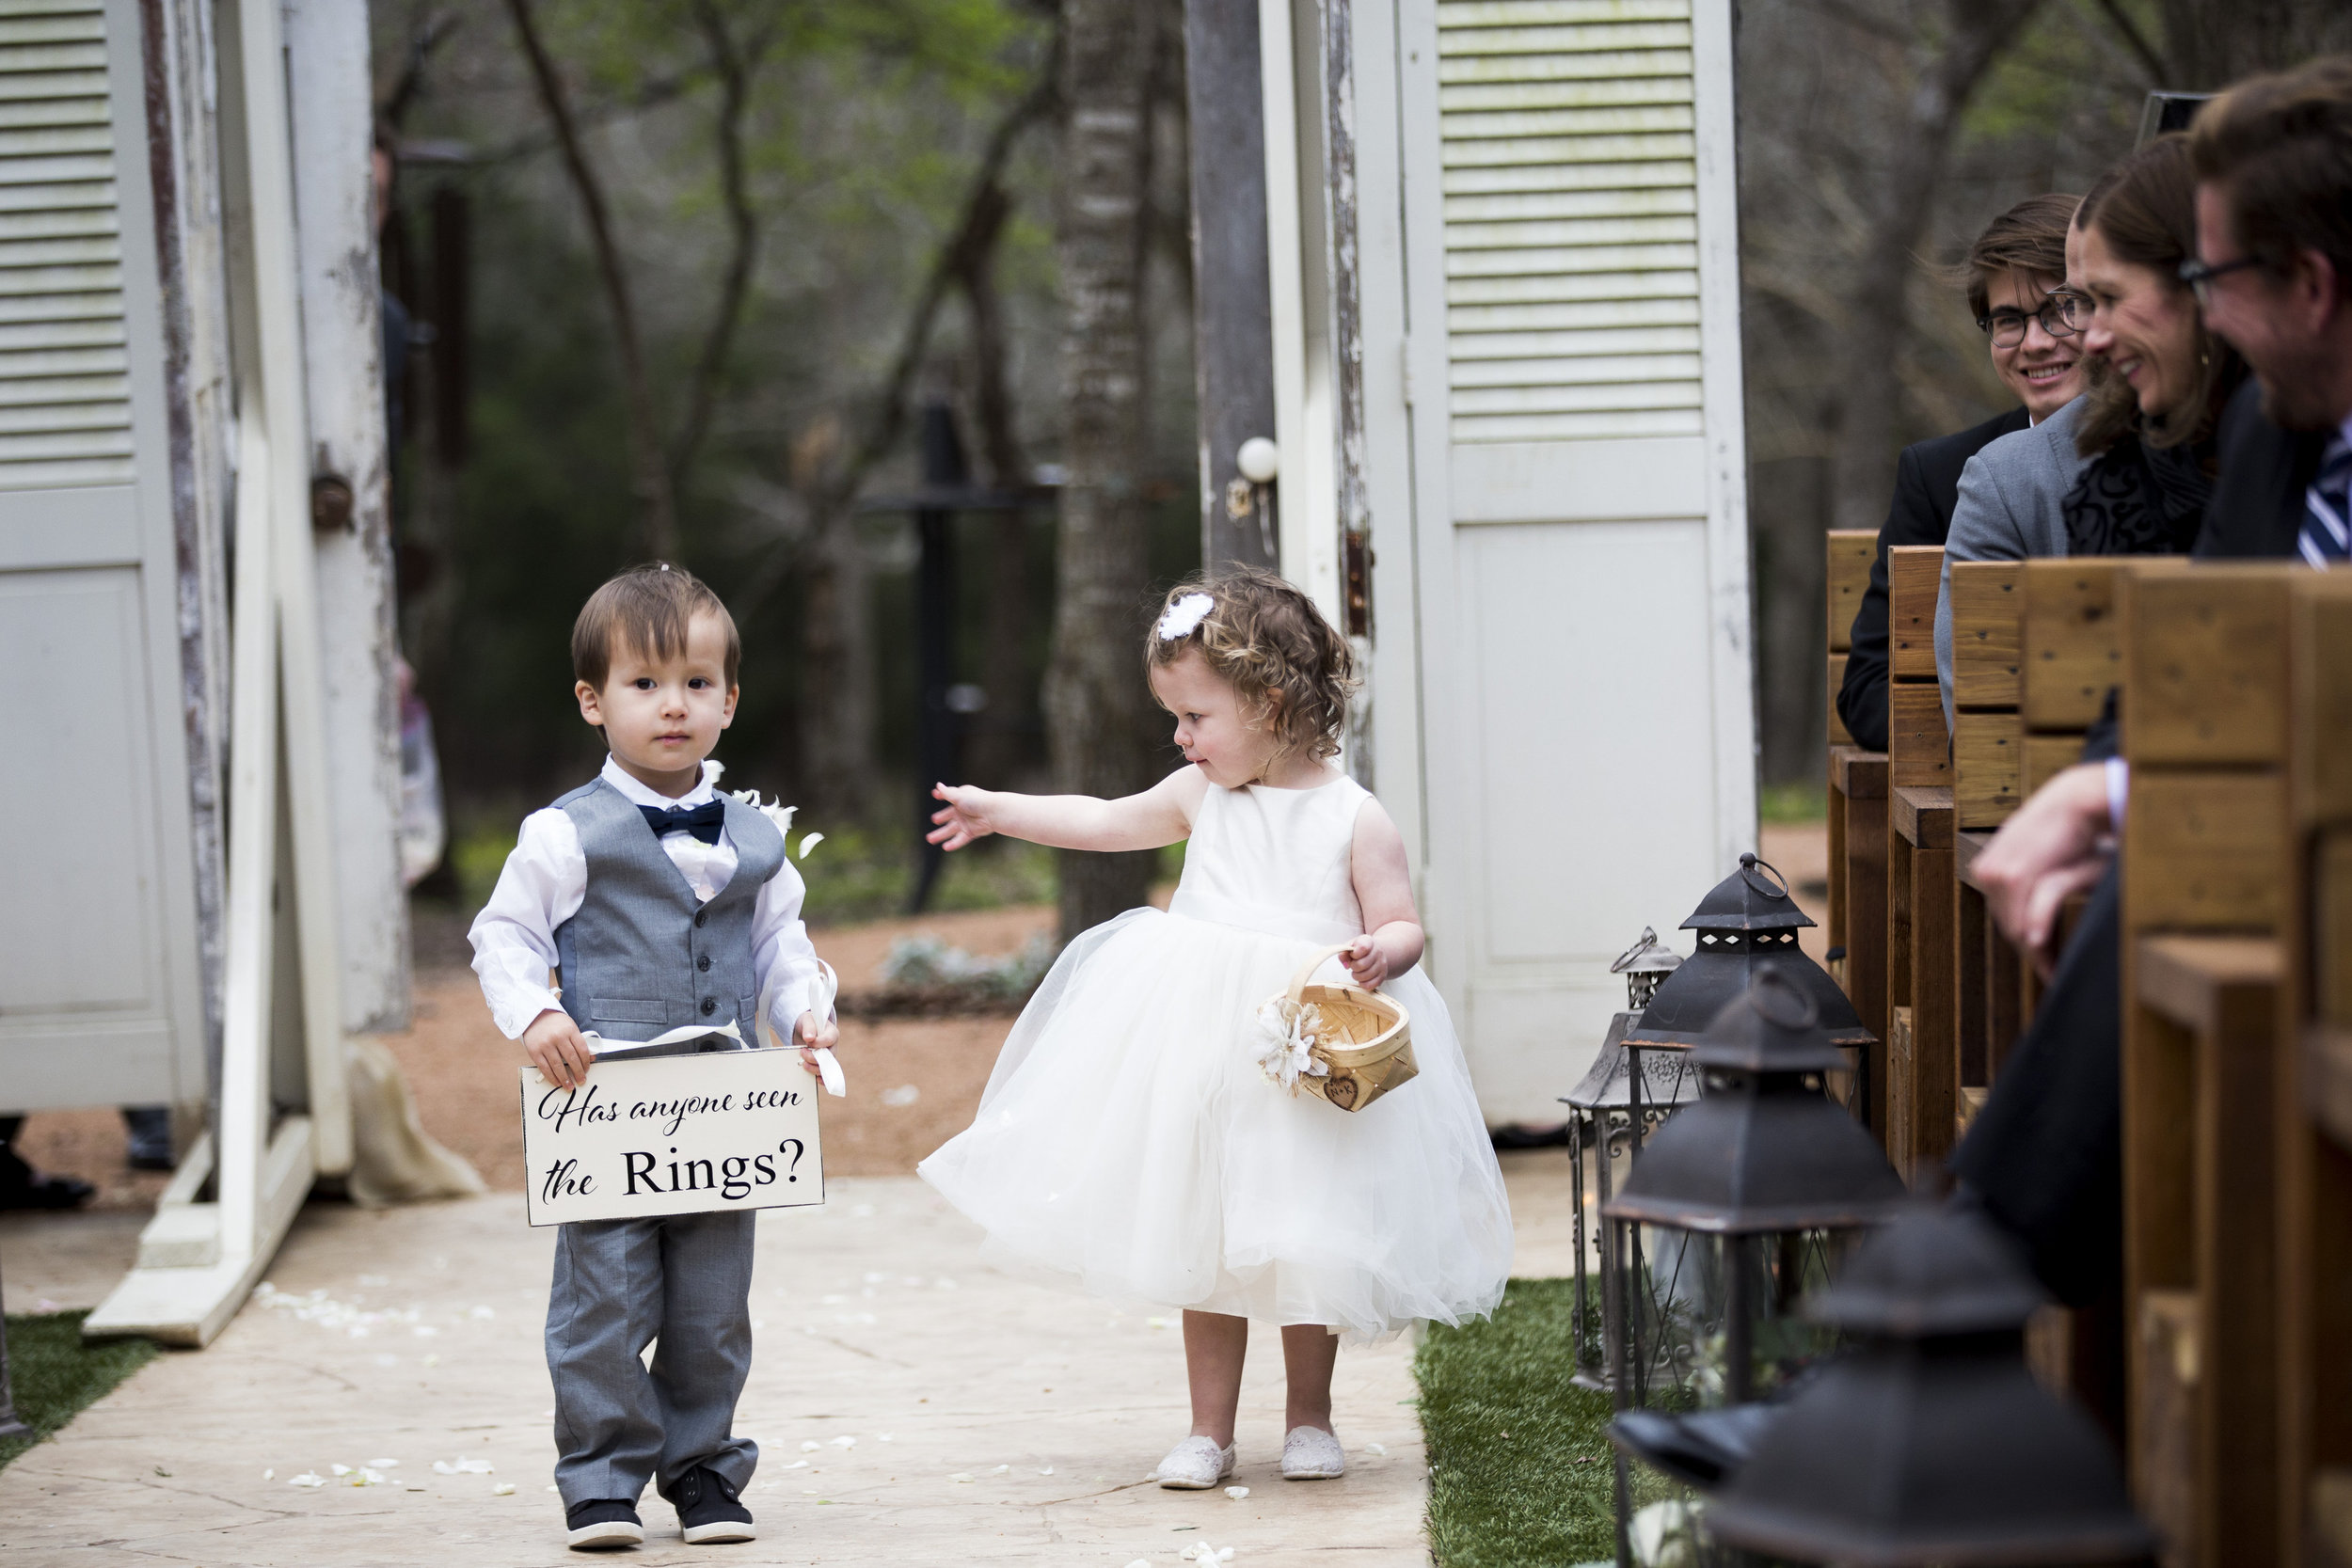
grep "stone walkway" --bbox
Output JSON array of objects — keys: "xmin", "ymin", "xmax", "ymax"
[{"xmin": 0, "ymin": 1154, "xmax": 1580, "ymax": 1567}]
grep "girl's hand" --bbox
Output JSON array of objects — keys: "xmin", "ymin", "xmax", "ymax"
[
  {"xmin": 793, "ymin": 1009, "xmax": 839, "ymax": 1080},
  {"xmin": 927, "ymin": 784, "xmax": 996, "ymax": 851},
  {"xmin": 1343, "ymin": 936, "xmax": 1390, "ymax": 990}
]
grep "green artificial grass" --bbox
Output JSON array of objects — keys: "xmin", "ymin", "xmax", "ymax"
[
  {"xmin": 0, "ymin": 1312, "xmax": 157, "ymax": 1473},
  {"xmin": 1417, "ymin": 1277, "xmax": 1618, "ymax": 1566}
]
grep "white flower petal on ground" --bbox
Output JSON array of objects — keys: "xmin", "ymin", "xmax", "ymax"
[
  {"xmin": 547, "ymin": 1484, "xmax": 560, "ymax": 1492},
  {"xmin": 949, "ymin": 1473, "xmax": 974, "ymax": 1483},
  {"xmin": 262, "ymin": 1468, "xmax": 274, "ymax": 1481},
  {"xmin": 1364, "ymin": 1442, "xmax": 1388, "ymax": 1457},
  {"xmin": 801, "ymin": 1441, "xmax": 822, "ymax": 1452},
  {"xmin": 1038, "ymin": 1466, "xmax": 1054, "ymax": 1476},
  {"xmin": 878, "ymin": 1434, "xmax": 895, "ymax": 1443},
  {"xmin": 493, "ymin": 1482, "xmax": 516, "ymax": 1497},
  {"xmin": 989, "ymin": 1465, "xmax": 1009, "ymax": 1475},
  {"xmin": 330, "ymin": 1465, "xmax": 352, "ymax": 1477},
  {"xmin": 830, "ymin": 1436, "xmax": 856, "ymax": 1449},
  {"xmin": 1125, "ymin": 1560, "xmax": 1152, "ymax": 1568},
  {"xmin": 779, "ymin": 1460, "xmax": 807, "ymax": 1470},
  {"xmin": 368, "ymin": 1458, "xmax": 400, "ymax": 1467},
  {"xmin": 1225, "ymin": 1485, "xmax": 1249, "ymax": 1499},
  {"xmin": 289, "ymin": 1473, "xmax": 326, "ymax": 1488},
  {"xmin": 413, "ymin": 1324, "xmax": 437, "ymax": 1337}
]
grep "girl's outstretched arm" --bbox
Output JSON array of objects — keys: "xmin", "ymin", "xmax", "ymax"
[
  {"xmin": 1344, "ymin": 798, "xmax": 1426, "ymax": 990},
  {"xmin": 929, "ymin": 766, "xmax": 1207, "ymax": 854}
]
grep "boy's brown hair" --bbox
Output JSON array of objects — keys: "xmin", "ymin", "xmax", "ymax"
[
  {"xmin": 1144, "ymin": 566, "xmax": 1358, "ymax": 764},
  {"xmin": 1957, "ymin": 191, "xmax": 2079, "ymax": 321},
  {"xmin": 571, "ymin": 562, "xmax": 740, "ymax": 689}
]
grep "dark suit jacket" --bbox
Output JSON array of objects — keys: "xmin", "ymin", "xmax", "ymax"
[
  {"xmin": 2195, "ymin": 376, "xmax": 2325, "ymax": 558},
  {"xmin": 1836, "ymin": 406, "xmax": 2031, "ymax": 752}
]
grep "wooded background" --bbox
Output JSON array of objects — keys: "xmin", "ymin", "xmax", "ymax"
[{"xmin": 370, "ymin": 0, "xmax": 2352, "ymax": 899}]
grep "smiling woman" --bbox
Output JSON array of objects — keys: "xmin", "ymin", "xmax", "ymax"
[{"xmin": 2060, "ymin": 136, "xmax": 2250, "ymax": 557}]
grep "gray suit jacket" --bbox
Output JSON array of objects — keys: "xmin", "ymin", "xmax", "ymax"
[{"xmin": 1933, "ymin": 394, "xmax": 2094, "ymax": 723}]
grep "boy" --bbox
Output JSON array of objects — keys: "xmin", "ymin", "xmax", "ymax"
[{"xmin": 470, "ymin": 562, "xmax": 836, "ymax": 1550}]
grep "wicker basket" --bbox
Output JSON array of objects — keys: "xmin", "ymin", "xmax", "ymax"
[{"xmin": 1263, "ymin": 944, "xmax": 1417, "ymax": 1113}]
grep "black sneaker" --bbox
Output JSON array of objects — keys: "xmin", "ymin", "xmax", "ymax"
[
  {"xmin": 671, "ymin": 1466, "xmax": 755, "ymax": 1544},
  {"xmin": 564, "ymin": 1497, "xmax": 644, "ymax": 1551}
]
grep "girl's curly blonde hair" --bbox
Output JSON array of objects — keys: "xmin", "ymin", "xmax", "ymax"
[{"xmin": 1144, "ymin": 567, "xmax": 1359, "ymax": 763}]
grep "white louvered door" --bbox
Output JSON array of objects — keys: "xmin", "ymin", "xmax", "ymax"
[
  {"xmin": 0, "ymin": 0, "xmax": 206, "ymax": 1112},
  {"xmin": 1390, "ymin": 0, "xmax": 1756, "ymax": 1122}
]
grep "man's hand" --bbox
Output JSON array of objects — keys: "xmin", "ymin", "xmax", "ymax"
[
  {"xmin": 926, "ymin": 784, "xmax": 997, "ymax": 851},
  {"xmin": 794, "ymin": 1009, "xmax": 840, "ymax": 1080},
  {"xmin": 1973, "ymin": 762, "xmax": 2113, "ymax": 970},
  {"xmin": 1343, "ymin": 936, "xmax": 1390, "ymax": 990},
  {"xmin": 523, "ymin": 1008, "xmax": 595, "ymax": 1090}
]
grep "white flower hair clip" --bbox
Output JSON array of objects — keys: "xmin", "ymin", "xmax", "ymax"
[{"xmin": 1157, "ymin": 592, "xmax": 1215, "ymax": 641}]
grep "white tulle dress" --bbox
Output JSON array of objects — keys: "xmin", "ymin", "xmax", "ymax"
[{"xmin": 917, "ymin": 774, "xmax": 1513, "ymax": 1342}]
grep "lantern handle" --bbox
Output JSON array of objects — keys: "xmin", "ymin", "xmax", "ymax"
[
  {"xmin": 1738, "ymin": 852, "xmax": 1792, "ymax": 902},
  {"xmin": 1286, "ymin": 943, "xmax": 1361, "ymax": 1004}
]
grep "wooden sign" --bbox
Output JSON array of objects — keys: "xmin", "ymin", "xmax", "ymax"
[{"xmin": 519, "ymin": 1049, "xmax": 824, "ymax": 1227}]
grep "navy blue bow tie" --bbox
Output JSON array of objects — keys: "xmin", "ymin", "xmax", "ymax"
[{"xmin": 639, "ymin": 800, "xmax": 726, "ymax": 845}]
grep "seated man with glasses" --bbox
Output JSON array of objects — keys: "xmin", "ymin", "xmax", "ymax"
[{"xmin": 1835, "ymin": 194, "xmax": 2086, "ymax": 752}]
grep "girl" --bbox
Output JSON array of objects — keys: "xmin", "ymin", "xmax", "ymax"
[{"xmin": 917, "ymin": 567, "xmax": 1511, "ymax": 1489}]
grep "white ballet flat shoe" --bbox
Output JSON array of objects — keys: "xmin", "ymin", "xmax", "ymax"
[
  {"xmin": 1155, "ymin": 1435, "xmax": 1237, "ymax": 1489},
  {"xmin": 1280, "ymin": 1425, "xmax": 1345, "ymax": 1480}
]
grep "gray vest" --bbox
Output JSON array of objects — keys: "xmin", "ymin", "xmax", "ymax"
[{"xmin": 550, "ymin": 779, "xmax": 787, "ymax": 1044}]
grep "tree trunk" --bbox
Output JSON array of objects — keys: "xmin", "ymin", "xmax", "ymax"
[
  {"xmin": 1826, "ymin": 0, "xmax": 2045, "ymax": 537},
  {"xmin": 959, "ymin": 180, "xmax": 1036, "ymax": 789},
  {"xmin": 798, "ymin": 494, "xmax": 879, "ymax": 817},
  {"xmin": 502, "ymin": 0, "xmax": 678, "ymax": 558},
  {"xmin": 1044, "ymin": 0, "xmax": 1160, "ymax": 941}
]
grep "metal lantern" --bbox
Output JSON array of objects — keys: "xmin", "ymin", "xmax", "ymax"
[
  {"xmin": 1598, "ymin": 968, "xmax": 1910, "ymax": 1565},
  {"xmin": 1704, "ymin": 1202, "xmax": 2157, "ymax": 1566},
  {"xmin": 1625, "ymin": 853, "xmax": 1876, "ymax": 1131},
  {"xmin": 1563, "ymin": 929, "xmax": 1693, "ymax": 1388}
]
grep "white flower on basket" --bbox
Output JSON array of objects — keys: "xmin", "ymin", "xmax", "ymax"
[{"xmin": 1254, "ymin": 996, "xmax": 1330, "ymax": 1093}]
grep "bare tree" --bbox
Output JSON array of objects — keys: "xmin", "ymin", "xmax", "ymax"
[
  {"xmin": 1043, "ymin": 0, "xmax": 1161, "ymax": 939},
  {"xmin": 1826, "ymin": 0, "xmax": 2049, "ymax": 537},
  {"xmin": 786, "ymin": 59, "xmax": 1062, "ymax": 814},
  {"xmin": 502, "ymin": 0, "xmax": 679, "ymax": 557}
]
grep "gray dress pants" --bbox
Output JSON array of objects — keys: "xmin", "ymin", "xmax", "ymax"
[{"xmin": 546, "ymin": 1210, "xmax": 758, "ymax": 1506}]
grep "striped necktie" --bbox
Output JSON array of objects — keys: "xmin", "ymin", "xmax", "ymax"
[{"xmin": 2302, "ymin": 436, "xmax": 2352, "ymax": 565}]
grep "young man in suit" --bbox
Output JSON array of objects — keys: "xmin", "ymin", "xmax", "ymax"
[{"xmin": 1836, "ymin": 195, "xmax": 2086, "ymax": 752}]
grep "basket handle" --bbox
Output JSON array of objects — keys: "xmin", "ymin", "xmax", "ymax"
[{"xmin": 1286, "ymin": 942, "xmax": 1361, "ymax": 1004}]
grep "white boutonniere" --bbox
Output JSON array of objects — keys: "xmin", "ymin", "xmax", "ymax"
[
  {"xmin": 1254, "ymin": 996, "xmax": 1330, "ymax": 1093},
  {"xmin": 728, "ymin": 788, "xmax": 825, "ymax": 860},
  {"xmin": 1157, "ymin": 592, "xmax": 1215, "ymax": 641}
]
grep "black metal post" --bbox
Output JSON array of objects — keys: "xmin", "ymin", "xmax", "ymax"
[
  {"xmin": 908, "ymin": 401, "xmax": 969, "ymax": 914},
  {"xmin": 1724, "ymin": 1233, "xmax": 1755, "ymax": 1405},
  {"xmin": 1182, "ymin": 0, "xmax": 1279, "ymax": 575},
  {"xmin": 0, "ymin": 1252, "xmax": 29, "ymax": 1441}
]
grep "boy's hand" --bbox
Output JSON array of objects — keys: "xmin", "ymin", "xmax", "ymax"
[
  {"xmin": 523, "ymin": 1008, "xmax": 595, "ymax": 1089},
  {"xmin": 926, "ymin": 784, "xmax": 996, "ymax": 851},
  {"xmin": 794, "ymin": 1009, "xmax": 839, "ymax": 1079},
  {"xmin": 1343, "ymin": 936, "xmax": 1390, "ymax": 990}
]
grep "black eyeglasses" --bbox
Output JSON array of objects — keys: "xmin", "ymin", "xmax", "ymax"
[
  {"xmin": 1976, "ymin": 294, "xmax": 2078, "ymax": 347},
  {"xmin": 2179, "ymin": 254, "xmax": 2264, "ymax": 307}
]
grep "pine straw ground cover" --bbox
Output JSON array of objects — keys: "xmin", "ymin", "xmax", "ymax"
[
  {"xmin": 0, "ymin": 1312, "xmax": 156, "ymax": 1472},
  {"xmin": 1416, "ymin": 1277, "xmax": 1618, "ymax": 1566}
]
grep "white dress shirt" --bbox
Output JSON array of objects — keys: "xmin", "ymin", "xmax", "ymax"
[{"xmin": 469, "ymin": 756, "xmax": 822, "ymax": 1042}]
